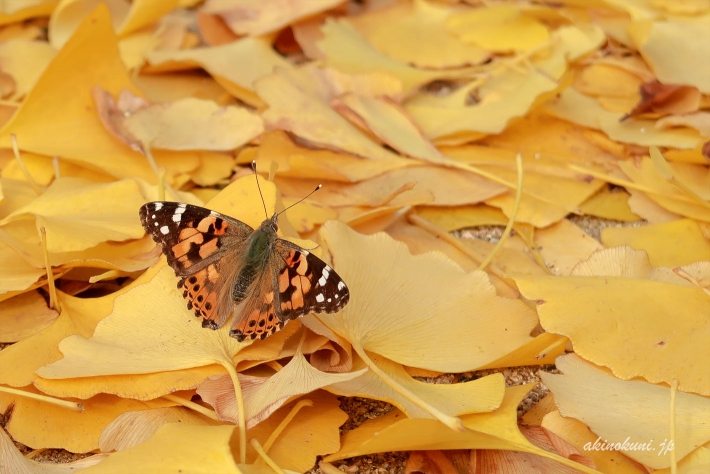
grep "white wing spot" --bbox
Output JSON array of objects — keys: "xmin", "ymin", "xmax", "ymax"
[
  {"xmin": 154, "ymin": 202, "xmax": 163, "ymax": 210},
  {"xmin": 327, "ymin": 298, "xmax": 332, "ymax": 303},
  {"xmin": 160, "ymin": 225, "xmax": 170, "ymax": 235},
  {"xmin": 318, "ymin": 276, "xmax": 326, "ymax": 286},
  {"xmin": 172, "ymin": 213, "xmax": 181, "ymax": 222},
  {"xmin": 334, "ymin": 294, "xmax": 339, "ymax": 299},
  {"xmin": 337, "ymin": 281, "xmax": 346, "ymax": 290},
  {"xmin": 154, "ymin": 221, "xmax": 159, "ymax": 226},
  {"xmin": 176, "ymin": 206, "xmax": 187, "ymax": 214},
  {"xmin": 316, "ymin": 294, "xmax": 325, "ymax": 303},
  {"xmin": 151, "ymin": 214, "xmax": 156, "ymax": 219}
]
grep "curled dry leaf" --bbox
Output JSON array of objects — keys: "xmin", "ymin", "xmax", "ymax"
[
  {"xmin": 197, "ymin": 348, "xmax": 366, "ymax": 428},
  {"xmin": 622, "ymin": 80, "xmax": 701, "ymax": 120}
]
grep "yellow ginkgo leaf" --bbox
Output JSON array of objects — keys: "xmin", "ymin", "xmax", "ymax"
[
  {"xmin": 0, "ymin": 289, "xmax": 58, "ymax": 342},
  {"xmin": 48, "ymin": 0, "xmax": 185, "ymax": 49},
  {"xmin": 578, "ymin": 186, "xmax": 640, "ymax": 222},
  {"xmin": 601, "ymin": 218, "xmax": 710, "ymax": 267},
  {"xmin": 256, "ymin": 66, "xmax": 401, "ymax": 162},
  {"xmin": 447, "ymin": 5, "xmax": 549, "ymax": 52},
  {"xmin": 0, "ymin": 426, "xmax": 107, "ymax": 474},
  {"xmin": 276, "ymin": 165, "xmax": 504, "ymax": 209},
  {"xmin": 0, "ymin": 177, "xmax": 146, "ymax": 252},
  {"xmin": 326, "ymin": 352, "xmax": 504, "ymax": 418},
  {"xmin": 146, "ymin": 36, "xmax": 292, "ymax": 107},
  {"xmin": 0, "ymin": 1, "xmax": 56, "ymax": 25},
  {"xmin": 325, "ymin": 384, "xmax": 599, "ymax": 474},
  {"xmin": 34, "ymin": 325, "xmax": 299, "ymax": 401},
  {"xmin": 98, "ymin": 406, "xmax": 223, "ymax": 452},
  {"xmin": 631, "ymin": 16, "xmax": 710, "ymax": 94},
  {"xmin": 0, "ymin": 386, "xmax": 173, "ymax": 452},
  {"xmin": 442, "ymin": 146, "xmax": 604, "ymax": 228},
  {"xmin": 332, "ymin": 94, "xmax": 446, "ymax": 163},
  {"xmin": 0, "ymin": 39, "xmax": 56, "ymax": 100},
  {"xmin": 546, "ymin": 88, "xmax": 703, "ymax": 149},
  {"xmin": 252, "ymin": 131, "xmax": 412, "ymax": 183},
  {"xmin": 407, "ymin": 68, "xmax": 558, "ymax": 139},
  {"xmin": 515, "ymin": 257, "xmax": 710, "ymax": 395},
  {"xmin": 317, "ymin": 19, "xmax": 447, "ymax": 95},
  {"xmin": 533, "ymin": 219, "xmax": 604, "ymax": 276},
  {"xmin": 617, "ymin": 156, "xmax": 710, "ymax": 222},
  {"xmin": 541, "ymin": 410, "xmax": 649, "ymax": 474},
  {"xmin": 349, "ymin": 0, "xmax": 489, "ymax": 69},
  {"xmin": 541, "ymin": 354, "xmax": 710, "ymax": 469},
  {"xmin": 318, "ymin": 220, "xmax": 537, "ymax": 372},
  {"xmin": 0, "ymin": 5, "xmax": 198, "ymax": 184},
  {"xmin": 82, "ymin": 423, "xmax": 241, "ymax": 474},
  {"xmin": 0, "ymin": 264, "xmax": 162, "ymax": 387},
  {"xmin": 241, "ymin": 391, "xmax": 347, "ymax": 472},
  {"xmin": 124, "ymin": 95, "xmax": 263, "ymax": 151},
  {"xmin": 0, "ymin": 240, "xmax": 48, "ymax": 297},
  {"xmin": 204, "ymin": 0, "xmax": 345, "ymax": 36}
]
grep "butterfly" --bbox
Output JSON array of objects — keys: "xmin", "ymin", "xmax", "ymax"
[{"xmin": 138, "ymin": 182, "xmax": 349, "ymax": 342}]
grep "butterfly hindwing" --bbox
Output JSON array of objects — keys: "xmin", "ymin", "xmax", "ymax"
[
  {"xmin": 140, "ymin": 202, "xmax": 250, "ymax": 328},
  {"xmin": 274, "ymin": 240, "xmax": 350, "ymax": 321}
]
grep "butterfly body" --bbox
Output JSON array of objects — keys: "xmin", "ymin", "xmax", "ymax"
[{"xmin": 139, "ymin": 202, "xmax": 349, "ymax": 342}]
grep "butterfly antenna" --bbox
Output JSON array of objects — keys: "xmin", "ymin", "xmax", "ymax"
[
  {"xmin": 252, "ymin": 160, "xmax": 269, "ymax": 220},
  {"xmin": 275, "ymin": 184, "xmax": 322, "ymax": 218}
]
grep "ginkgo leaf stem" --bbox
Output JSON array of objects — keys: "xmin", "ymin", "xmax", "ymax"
[
  {"xmin": 352, "ymin": 344, "xmax": 465, "ymax": 432},
  {"xmin": 266, "ymin": 360, "xmax": 284, "ymax": 372},
  {"xmin": 157, "ymin": 167, "xmax": 166, "ymax": 202},
  {"xmin": 672, "ymin": 267, "xmax": 710, "ymax": 297},
  {"xmin": 52, "ymin": 156, "xmax": 60, "ymax": 179},
  {"xmin": 262, "ymin": 399, "xmax": 313, "ymax": 453},
  {"xmin": 0, "ymin": 386, "xmax": 82, "ymax": 412},
  {"xmin": 162, "ymin": 393, "xmax": 219, "ymax": 421},
  {"xmin": 10, "ymin": 134, "xmax": 42, "ymax": 195},
  {"xmin": 406, "ymin": 213, "xmax": 517, "ymax": 289},
  {"xmin": 319, "ymin": 461, "xmax": 345, "ymax": 474},
  {"xmin": 478, "ymin": 153, "xmax": 523, "ymax": 271},
  {"xmin": 535, "ymin": 335, "xmax": 569, "ymax": 360},
  {"xmin": 670, "ymin": 379, "xmax": 678, "ymax": 474},
  {"xmin": 218, "ymin": 359, "xmax": 247, "ymax": 464},
  {"xmin": 250, "ymin": 438, "xmax": 286, "ymax": 474},
  {"xmin": 650, "ymin": 147, "xmax": 710, "ymax": 210},
  {"xmin": 39, "ymin": 227, "xmax": 59, "ymax": 311},
  {"xmin": 26, "ymin": 448, "xmax": 48, "ymax": 459},
  {"xmin": 567, "ymin": 163, "xmax": 704, "ymax": 206},
  {"xmin": 447, "ymin": 159, "xmax": 581, "ymax": 214}
]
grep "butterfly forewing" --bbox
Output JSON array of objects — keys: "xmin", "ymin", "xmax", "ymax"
[{"xmin": 139, "ymin": 202, "xmax": 252, "ymax": 276}]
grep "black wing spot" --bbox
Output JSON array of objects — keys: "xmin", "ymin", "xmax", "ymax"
[
  {"xmin": 205, "ymin": 302, "xmax": 212, "ymax": 311},
  {"xmin": 188, "ymin": 276, "xmax": 197, "ymax": 284},
  {"xmin": 197, "ymin": 295, "xmax": 204, "ymax": 303}
]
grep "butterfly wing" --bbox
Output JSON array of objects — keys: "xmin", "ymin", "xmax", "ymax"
[
  {"xmin": 228, "ymin": 239, "xmax": 350, "ymax": 342},
  {"xmin": 139, "ymin": 202, "xmax": 253, "ymax": 328}
]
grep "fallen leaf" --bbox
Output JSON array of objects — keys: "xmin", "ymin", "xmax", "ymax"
[{"xmin": 541, "ymin": 354, "xmax": 710, "ymax": 469}]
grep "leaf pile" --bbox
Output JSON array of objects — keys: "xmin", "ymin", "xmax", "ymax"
[{"xmin": 0, "ymin": 1, "xmax": 708, "ymax": 473}]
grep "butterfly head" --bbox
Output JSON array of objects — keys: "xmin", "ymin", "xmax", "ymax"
[{"xmin": 260, "ymin": 216, "xmax": 279, "ymax": 234}]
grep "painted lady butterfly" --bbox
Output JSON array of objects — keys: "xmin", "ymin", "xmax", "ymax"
[{"xmin": 139, "ymin": 178, "xmax": 349, "ymax": 342}]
